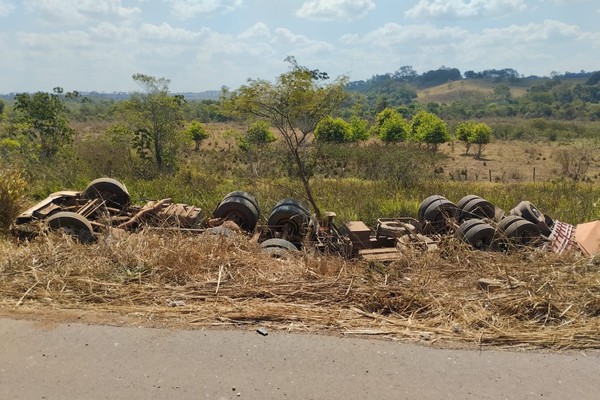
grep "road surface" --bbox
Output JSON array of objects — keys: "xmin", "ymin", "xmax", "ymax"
[{"xmin": 1, "ymin": 318, "xmax": 598, "ymax": 399}]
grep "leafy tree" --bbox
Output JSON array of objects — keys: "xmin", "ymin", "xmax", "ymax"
[
  {"xmin": 372, "ymin": 108, "xmax": 409, "ymax": 143},
  {"xmin": 410, "ymin": 110, "xmax": 449, "ymax": 150},
  {"xmin": 121, "ymin": 74, "xmax": 185, "ymax": 167},
  {"xmin": 0, "ymin": 98, "xmax": 5, "ymax": 120},
  {"xmin": 240, "ymin": 121, "xmax": 277, "ymax": 151},
  {"xmin": 315, "ymin": 116, "xmax": 351, "ymax": 142},
  {"xmin": 455, "ymin": 121, "xmax": 475, "ymax": 154},
  {"xmin": 348, "ymin": 116, "xmax": 370, "ymax": 141},
  {"xmin": 470, "ymin": 122, "xmax": 492, "ymax": 159},
  {"xmin": 228, "ymin": 56, "xmax": 348, "ymax": 217},
  {"xmin": 184, "ymin": 121, "xmax": 209, "ymax": 151},
  {"xmin": 454, "ymin": 121, "xmax": 492, "ymax": 158},
  {"xmin": 13, "ymin": 88, "xmax": 76, "ymax": 158}
]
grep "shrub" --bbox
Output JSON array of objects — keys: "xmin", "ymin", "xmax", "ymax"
[
  {"xmin": 315, "ymin": 116, "xmax": 352, "ymax": 142},
  {"xmin": 0, "ymin": 169, "xmax": 26, "ymax": 233}
]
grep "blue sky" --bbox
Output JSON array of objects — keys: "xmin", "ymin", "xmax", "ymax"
[{"xmin": 0, "ymin": 0, "xmax": 598, "ymax": 93}]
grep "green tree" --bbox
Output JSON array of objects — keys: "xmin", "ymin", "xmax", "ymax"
[
  {"xmin": 348, "ymin": 116, "xmax": 370, "ymax": 141},
  {"xmin": 455, "ymin": 121, "xmax": 475, "ymax": 154},
  {"xmin": 121, "ymin": 74, "xmax": 185, "ymax": 167},
  {"xmin": 410, "ymin": 110, "xmax": 449, "ymax": 150},
  {"xmin": 0, "ymin": 98, "xmax": 5, "ymax": 120},
  {"xmin": 238, "ymin": 120, "xmax": 277, "ymax": 175},
  {"xmin": 314, "ymin": 116, "xmax": 351, "ymax": 142},
  {"xmin": 470, "ymin": 122, "xmax": 492, "ymax": 159},
  {"xmin": 13, "ymin": 88, "xmax": 76, "ymax": 158},
  {"xmin": 184, "ymin": 121, "xmax": 209, "ymax": 151},
  {"xmin": 372, "ymin": 108, "xmax": 409, "ymax": 143},
  {"xmin": 228, "ymin": 57, "xmax": 348, "ymax": 217}
]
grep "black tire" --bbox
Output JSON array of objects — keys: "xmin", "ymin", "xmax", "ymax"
[
  {"xmin": 457, "ymin": 219, "xmax": 495, "ymax": 250},
  {"xmin": 213, "ymin": 196, "xmax": 259, "ymax": 232},
  {"xmin": 46, "ymin": 211, "xmax": 96, "ymax": 243},
  {"xmin": 503, "ymin": 219, "xmax": 541, "ymax": 246},
  {"xmin": 267, "ymin": 199, "xmax": 310, "ymax": 236},
  {"xmin": 422, "ymin": 199, "xmax": 458, "ymax": 233},
  {"xmin": 456, "ymin": 194, "xmax": 481, "ymax": 211},
  {"xmin": 496, "ymin": 215, "xmax": 524, "ymax": 232},
  {"xmin": 460, "ymin": 197, "xmax": 495, "ymax": 221},
  {"xmin": 83, "ymin": 178, "xmax": 130, "ymax": 209},
  {"xmin": 510, "ymin": 201, "xmax": 552, "ymax": 236},
  {"xmin": 222, "ymin": 191, "xmax": 260, "ymax": 218},
  {"xmin": 260, "ymin": 238, "xmax": 300, "ymax": 257},
  {"xmin": 418, "ymin": 195, "xmax": 446, "ymax": 221},
  {"xmin": 510, "ymin": 201, "xmax": 543, "ymax": 223}
]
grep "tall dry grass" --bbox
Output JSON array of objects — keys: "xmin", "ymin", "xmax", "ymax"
[{"xmin": 1, "ymin": 230, "xmax": 599, "ymax": 349}]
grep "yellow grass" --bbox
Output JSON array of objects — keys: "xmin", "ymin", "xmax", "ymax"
[{"xmin": 1, "ymin": 230, "xmax": 599, "ymax": 350}]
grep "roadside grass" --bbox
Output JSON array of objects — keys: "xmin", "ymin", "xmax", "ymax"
[{"xmin": 1, "ymin": 229, "xmax": 599, "ymax": 349}]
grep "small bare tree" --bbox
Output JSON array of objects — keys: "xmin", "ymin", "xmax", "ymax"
[{"xmin": 555, "ymin": 147, "xmax": 591, "ymax": 181}]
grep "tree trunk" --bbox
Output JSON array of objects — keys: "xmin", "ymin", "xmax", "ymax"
[{"xmin": 293, "ymin": 148, "xmax": 321, "ymax": 218}]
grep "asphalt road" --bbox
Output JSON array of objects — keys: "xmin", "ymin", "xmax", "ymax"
[{"xmin": 1, "ymin": 318, "xmax": 598, "ymax": 399}]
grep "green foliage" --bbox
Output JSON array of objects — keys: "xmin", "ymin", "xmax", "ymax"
[
  {"xmin": 454, "ymin": 121, "xmax": 492, "ymax": 159},
  {"xmin": 372, "ymin": 108, "xmax": 409, "ymax": 142},
  {"xmin": 184, "ymin": 121, "xmax": 209, "ymax": 151},
  {"xmin": 228, "ymin": 56, "xmax": 349, "ymax": 216},
  {"xmin": 121, "ymin": 74, "xmax": 185, "ymax": 168},
  {"xmin": 315, "ymin": 116, "xmax": 352, "ymax": 142},
  {"xmin": 348, "ymin": 116, "xmax": 370, "ymax": 141},
  {"xmin": 0, "ymin": 98, "xmax": 5, "ymax": 120},
  {"xmin": 244, "ymin": 120, "xmax": 276, "ymax": 147},
  {"xmin": 455, "ymin": 121, "xmax": 475, "ymax": 153},
  {"xmin": 13, "ymin": 89, "xmax": 75, "ymax": 158},
  {"xmin": 0, "ymin": 168, "xmax": 26, "ymax": 233},
  {"xmin": 409, "ymin": 110, "xmax": 449, "ymax": 149}
]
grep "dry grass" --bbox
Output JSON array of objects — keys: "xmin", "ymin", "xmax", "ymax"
[{"xmin": 1, "ymin": 230, "xmax": 599, "ymax": 350}]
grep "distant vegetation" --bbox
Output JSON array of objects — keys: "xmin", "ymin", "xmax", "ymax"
[{"xmin": 1, "ymin": 64, "xmax": 599, "ymax": 233}]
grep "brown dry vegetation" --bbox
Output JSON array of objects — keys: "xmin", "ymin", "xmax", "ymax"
[
  {"xmin": 1, "ymin": 230, "xmax": 599, "ymax": 350},
  {"xmin": 417, "ymin": 80, "xmax": 530, "ymax": 103}
]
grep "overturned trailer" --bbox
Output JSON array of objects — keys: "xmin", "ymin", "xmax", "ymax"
[{"xmin": 11, "ymin": 178, "xmax": 600, "ymax": 259}]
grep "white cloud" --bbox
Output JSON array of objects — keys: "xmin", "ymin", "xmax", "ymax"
[
  {"xmin": 139, "ymin": 22, "xmax": 205, "ymax": 41},
  {"xmin": 23, "ymin": 0, "xmax": 141, "ymax": 25},
  {"xmin": 0, "ymin": 0, "xmax": 15, "ymax": 17},
  {"xmin": 405, "ymin": 0, "xmax": 527, "ymax": 19},
  {"xmin": 166, "ymin": 0, "xmax": 242, "ymax": 19},
  {"xmin": 341, "ymin": 23, "xmax": 468, "ymax": 47},
  {"xmin": 17, "ymin": 30, "xmax": 90, "ymax": 50},
  {"xmin": 477, "ymin": 19, "xmax": 594, "ymax": 45},
  {"xmin": 296, "ymin": 0, "xmax": 375, "ymax": 22},
  {"xmin": 238, "ymin": 22, "xmax": 271, "ymax": 40}
]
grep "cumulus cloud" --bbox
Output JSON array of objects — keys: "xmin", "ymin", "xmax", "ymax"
[
  {"xmin": 296, "ymin": 0, "xmax": 375, "ymax": 21},
  {"xmin": 166, "ymin": 0, "xmax": 242, "ymax": 19},
  {"xmin": 405, "ymin": 0, "xmax": 527, "ymax": 19},
  {"xmin": 238, "ymin": 22, "xmax": 271, "ymax": 40},
  {"xmin": 0, "ymin": 0, "xmax": 15, "ymax": 17},
  {"xmin": 23, "ymin": 0, "xmax": 140, "ymax": 25},
  {"xmin": 477, "ymin": 19, "xmax": 593, "ymax": 45},
  {"xmin": 341, "ymin": 23, "xmax": 468, "ymax": 46},
  {"xmin": 139, "ymin": 23, "xmax": 206, "ymax": 41}
]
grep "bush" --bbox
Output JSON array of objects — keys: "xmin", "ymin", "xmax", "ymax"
[
  {"xmin": 0, "ymin": 169, "xmax": 26, "ymax": 233},
  {"xmin": 315, "ymin": 116, "xmax": 352, "ymax": 142}
]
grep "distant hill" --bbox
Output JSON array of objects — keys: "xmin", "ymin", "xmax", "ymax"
[{"xmin": 0, "ymin": 90, "xmax": 222, "ymax": 102}]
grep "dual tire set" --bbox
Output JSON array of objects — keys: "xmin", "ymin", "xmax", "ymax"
[
  {"xmin": 46, "ymin": 178, "xmax": 311, "ymax": 256},
  {"xmin": 418, "ymin": 194, "xmax": 554, "ymax": 251}
]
